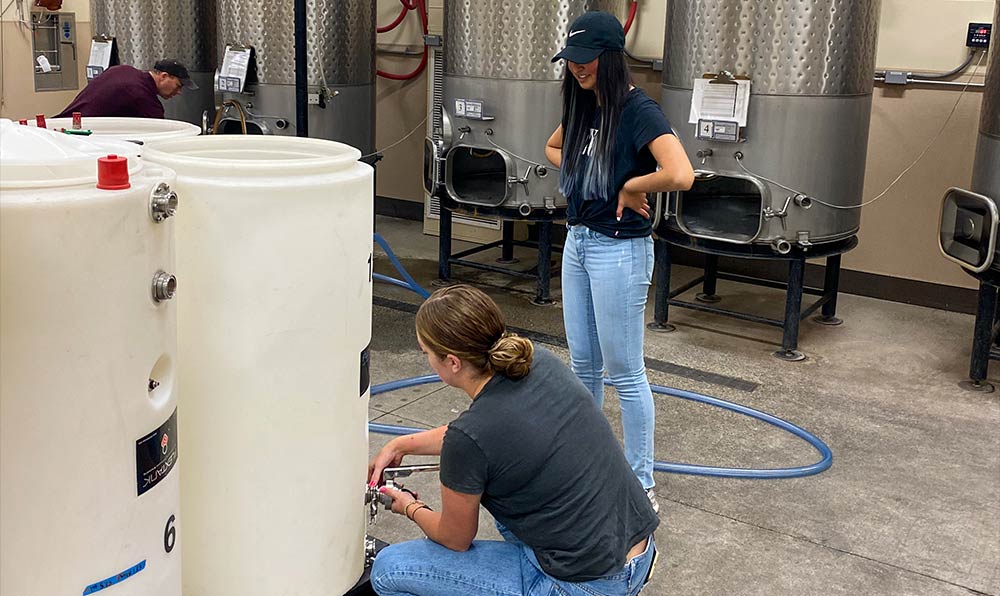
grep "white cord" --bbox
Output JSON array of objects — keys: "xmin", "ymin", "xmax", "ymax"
[
  {"xmin": 360, "ymin": 114, "xmax": 428, "ymax": 160},
  {"xmin": 735, "ymin": 49, "xmax": 986, "ymax": 211},
  {"xmin": 0, "ymin": 0, "xmax": 26, "ymax": 18},
  {"xmin": 484, "ymin": 135, "xmax": 560, "ymax": 171}
]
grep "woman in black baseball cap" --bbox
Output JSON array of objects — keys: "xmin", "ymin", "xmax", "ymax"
[{"xmin": 545, "ymin": 11, "xmax": 695, "ymax": 515}]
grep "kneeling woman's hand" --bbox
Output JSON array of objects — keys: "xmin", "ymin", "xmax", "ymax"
[
  {"xmin": 368, "ymin": 443, "xmax": 405, "ymax": 486},
  {"xmin": 379, "ymin": 486, "xmax": 423, "ymax": 517}
]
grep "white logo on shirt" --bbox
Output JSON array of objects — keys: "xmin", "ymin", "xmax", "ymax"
[
  {"xmin": 583, "ymin": 128, "xmax": 598, "ymax": 156},
  {"xmin": 569, "ymin": 29, "xmax": 586, "ymax": 37}
]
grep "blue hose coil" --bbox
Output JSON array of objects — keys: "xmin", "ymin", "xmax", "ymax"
[
  {"xmin": 373, "ymin": 233, "xmax": 431, "ymax": 299},
  {"xmin": 369, "ymin": 375, "xmax": 832, "ymax": 479}
]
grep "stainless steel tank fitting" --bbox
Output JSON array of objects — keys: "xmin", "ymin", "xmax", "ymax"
[
  {"xmin": 149, "ymin": 183, "xmax": 179, "ymax": 222},
  {"xmin": 151, "ymin": 271, "xmax": 177, "ymax": 302}
]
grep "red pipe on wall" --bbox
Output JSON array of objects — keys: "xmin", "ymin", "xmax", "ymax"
[
  {"xmin": 377, "ymin": 3, "xmax": 410, "ymax": 34},
  {"xmin": 377, "ymin": 0, "xmax": 428, "ymax": 81},
  {"xmin": 623, "ymin": 1, "xmax": 638, "ymax": 35}
]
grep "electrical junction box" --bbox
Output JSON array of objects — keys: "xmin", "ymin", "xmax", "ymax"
[
  {"xmin": 967, "ymin": 22, "xmax": 991, "ymax": 48},
  {"xmin": 884, "ymin": 71, "xmax": 909, "ymax": 85}
]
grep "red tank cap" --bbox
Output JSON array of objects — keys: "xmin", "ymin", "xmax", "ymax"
[
  {"xmin": 96, "ymin": 154, "xmax": 131, "ymax": 190},
  {"xmin": 18, "ymin": 119, "xmax": 27, "ymax": 125},
  {"xmin": 35, "ymin": 114, "xmax": 46, "ymax": 129}
]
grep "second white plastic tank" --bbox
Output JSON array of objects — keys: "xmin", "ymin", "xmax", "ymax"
[
  {"xmin": 0, "ymin": 120, "xmax": 181, "ymax": 596},
  {"xmin": 143, "ymin": 136, "xmax": 374, "ymax": 596}
]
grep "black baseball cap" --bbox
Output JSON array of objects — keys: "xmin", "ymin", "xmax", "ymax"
[
  {"xmin": 551, "ymin": 11, "xmax": 625, "ymax": 64},
  {"xmin": 154, "ymin": 58, "xmax": 198, "ymax": 90}
]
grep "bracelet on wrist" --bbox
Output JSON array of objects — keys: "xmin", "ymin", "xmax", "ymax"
[
  {"xmin": 408, "ymin": 504, "xmax": 431, "ymax": 521},
  {"xmin": 404, "ymin": 500, "xmax": 424, "ymax": 520}
]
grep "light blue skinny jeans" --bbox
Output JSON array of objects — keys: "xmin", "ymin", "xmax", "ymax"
[
  {"xmin": 370, "ymin": 522, "xmax": 656, "ymax": 596},
  {"xmin": 561, "ymin": 224, "xmax": 656, "ymax": 489}
]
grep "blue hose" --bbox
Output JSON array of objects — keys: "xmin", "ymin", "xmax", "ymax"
[
  {"xmin": 373, "ymin": 233, "xmax": 431, "ymax": 299},
  {"xmin": 369, "ymin": 375, "xmax": 832, "ymax": 479}
]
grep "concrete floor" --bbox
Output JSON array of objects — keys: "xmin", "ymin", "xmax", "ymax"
[{"xmin": 367, "ymin": 215, "xmax": 1000, "ymax": 596}]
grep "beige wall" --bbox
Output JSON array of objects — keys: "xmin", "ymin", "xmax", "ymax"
[
  {"xmin": 373, "ymin": 0, "xmax": 996, "ymax": 290},
  {"xmin": 1, "ymin": 0, "xmax": 92, "ymax": 119}
]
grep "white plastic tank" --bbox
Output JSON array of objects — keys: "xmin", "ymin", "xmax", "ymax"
[
  {"xmin": 0, "ymin": 120, "xmax": 182, "ymax": 596},
  {"xmin": 32, "ymin": 116, "xmax": 201, "ymax": 145},
  {"xmin": 144, "ymin": 136, "xmax": 374, "ymax": 596}
]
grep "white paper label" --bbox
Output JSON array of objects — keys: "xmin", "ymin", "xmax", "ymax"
[{"xmin": 35, "ymin": 55, "xmax": 52, "ymax": 73}]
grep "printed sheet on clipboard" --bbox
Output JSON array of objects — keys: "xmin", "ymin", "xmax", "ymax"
[{"xmin": 688, "ymin": 74, "xmax": 751, "ymax": 127}]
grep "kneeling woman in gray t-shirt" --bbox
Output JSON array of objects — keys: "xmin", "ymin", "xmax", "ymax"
[{"xmin": 369, "ymin": 285, "xmax": 659, "ymax": 596}]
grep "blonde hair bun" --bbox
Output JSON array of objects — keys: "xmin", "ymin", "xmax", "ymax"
[{"xmin": 488, "ymin": 333, "xmax": 534, "ymax": 380}]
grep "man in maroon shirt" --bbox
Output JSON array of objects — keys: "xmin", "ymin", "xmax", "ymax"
[{"xmin": 55, "ymin": 59, "xmax": 196, "ymax": 119}]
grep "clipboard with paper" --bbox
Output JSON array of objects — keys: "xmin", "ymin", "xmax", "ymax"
[
  {"xmin": 87, "ymin": 35, "xmax": 119, "ymax": 80},
  {"xmin": 217, "ymin": 44, "xmax": 258, "ymax": 93},
  {"xmin": 688, "ymin": 71, "xmax": 751, "ymax": 142}
]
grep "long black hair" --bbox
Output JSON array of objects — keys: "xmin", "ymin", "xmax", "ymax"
[{"xmin": 558, "ymin": 50, "xmax": 632, "ymax": 203}]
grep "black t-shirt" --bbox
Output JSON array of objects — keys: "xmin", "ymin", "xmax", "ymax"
[
  {"xmin": 439, "ymin": 347, "xmax": 659, "ymax": 582},
  {"xmin": 55, "ymin": 65, "xmax": 165, "ymax": 119},
  {"xmin": 564, "ymin": 87, "xmax": 673, "ymax": 239}
]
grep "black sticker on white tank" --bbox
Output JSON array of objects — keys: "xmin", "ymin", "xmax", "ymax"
[
  {"xmin": 136, "ymin": 408, "xmax": 178, "ymax": 496},
  {"xmin": 360, "ymin": 344, "xmax": 371, "ymax": 397}
]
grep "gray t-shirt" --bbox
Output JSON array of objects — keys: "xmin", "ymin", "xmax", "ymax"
[{"xmin": 439, "ymin": 347, "xmax": 659, "ymax": 581}]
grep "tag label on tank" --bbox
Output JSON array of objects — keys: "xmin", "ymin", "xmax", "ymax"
[
  {"xmin": 360, "ymin": 344, "xmax": 371, "ymax": 397},
  {"xmin": 135, "ymin": 408, "xmax": 178, "ymax": 497},
  {"xmin": 454, "ymin": 99, "xmax": 483, "ymax": 120},
  {"xmin": 81, "ymin": 560, "xmax": 146, "ymax": 594},
  {"xmin": 696, "ymin": 119, "xmax": 739, "ymax": 142}
]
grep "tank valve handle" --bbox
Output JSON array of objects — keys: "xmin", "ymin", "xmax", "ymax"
[
  {"xmin": 696, "ymin": 148, "xmax": 713, "ymax": 165},
  {"xmin": 365, "ymin": 463, "xmax": 441, "ymax": 525},
  {"xmin": 458, "ymin": 126, "xmax": 471, "ymax": 141},
  {"xmin": 508, "ymin": 166, "xmax": 532, "ymax": 196}
]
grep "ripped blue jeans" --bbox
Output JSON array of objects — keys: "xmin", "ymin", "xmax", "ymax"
[{"xmin": 561, "ymin": 224, "xmax": 656, "ymax": 489}]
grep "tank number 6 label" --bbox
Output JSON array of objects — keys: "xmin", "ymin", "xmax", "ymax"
[{"xmin": 164, "ymin": 514, "xmax": 176, "ymax": 553}]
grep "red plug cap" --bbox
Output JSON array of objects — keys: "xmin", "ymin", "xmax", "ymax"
[
  {"xmin": 97, "ymin": 154, "xmax": 131, "ymax": 190},
  {"xmin": 35, "ymin": 114, "xmax": 46, "ymax": 129}
]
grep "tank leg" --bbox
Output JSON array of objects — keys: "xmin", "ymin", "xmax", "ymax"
[
  {"xmin": 648, "ymin": 237, "xmax": 676, "ymax": 332},
  {"xmin": 497, "ymin": 221, "xmax": 518, "ymax": 264},
  {"xmin": 774, "ymin": 257, "xmax": 806, "ymax": 361},
  {"xmin": 435, "ymin": 201, "xmax": 452, "ymax": 286},
  {"xmin": 532, "ymin": 220, "xmax": 554, "ymax": 305},
  {"xmin": 696, "ymin": 254, "xmax": 721, "ymax": 303},
  {"xmin": 814, "ymin": 253, "xmax": 844, "ymax": 326},
  {"xmin": 960, "ymin": 281, "xmax": 997, "ymax": 392}
]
